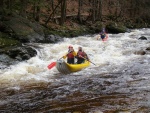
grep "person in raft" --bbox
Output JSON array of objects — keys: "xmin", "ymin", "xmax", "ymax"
[
  {"xmin": 76, "ymin": 47, "xmax": 89, "ymax": 64},
  {"xmin": 97, "ymin": 28, "xmax": 107, "ymax": 41},
  {"xmin": 63, "ymin": 45, "xmax": 77, "ymax": 64}
]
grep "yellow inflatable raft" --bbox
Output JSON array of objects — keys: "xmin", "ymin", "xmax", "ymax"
[{"xmin": 56, "ymin": 59, "xmax": 90, "ymax": 74}]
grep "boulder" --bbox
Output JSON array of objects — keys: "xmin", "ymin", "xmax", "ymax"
[
  {"xmin": 138, "ymin": 36, "xmax": 147, "ymax": 40},
  {"xmin": 45, "ymin": 35, "xmax": 64, "ymax": 43},
  {"xmin": 2, "ymin": 14, "xmax": 45, "ymax": 43},
  {"xmin": 0, "ymin": 45, "xmax": 37, "ymax": 67},
  {"xmin": 106, "ymin": 23, "xmax": 127, "ymax": 33}
]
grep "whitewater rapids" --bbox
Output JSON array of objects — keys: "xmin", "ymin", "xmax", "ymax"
[{"xmin": 0, "ymin": 28, "xmax": 150, "ymax": 112}]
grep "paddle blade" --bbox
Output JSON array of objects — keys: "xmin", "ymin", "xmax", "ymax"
[{"xmin": 47, "ymin": 62, "xmax": 56, "ymax": 69}]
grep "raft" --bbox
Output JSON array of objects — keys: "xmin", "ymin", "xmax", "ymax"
[{"xmin": 56, "ymin": 59, "xmax": 90, "ymax": 74}]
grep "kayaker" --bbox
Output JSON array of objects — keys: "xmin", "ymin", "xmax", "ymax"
[
  {"xmin": 63, "ymin": 45, "xmax": 77, "ymax": 64},
  {"xmin": 76, "ymin": 47, "xmax": 89, "ymax": 64},
  {"xmin": 97, "ymin": 28, "xmax": 108, "ymax": 41}
]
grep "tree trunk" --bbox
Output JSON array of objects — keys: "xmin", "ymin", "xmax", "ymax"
[
  {"xmin": 78, "ymin": 0, "xmax": 82, "ymax": 23},
  {"xmin": 45, "ymin": 1, "xmax": 62, "ymax": 25},
  {"xmin": 60, "ymin": 0, "xmax": 67, "ymax": 25},
  {"xmin": 0, "ymin": 0, "xmax": 4, "ymax": 13},
  {"xmin": 35, "ymin": 0, "xmax": 41, "ymax": 21},
  {"xmin": 92, "ymin": 0, "xmax": 96, "ymax": 22},
  {"xmin": 50, "ymin": 0, "xmax": 55, "ymax": 20},
  {"xmin": 97, "ymin": 0, "xmax": 102, "ymax": 21},
  {"xmin": 20, "ymin": 0, "xmax": 27, "ymax": 17}
]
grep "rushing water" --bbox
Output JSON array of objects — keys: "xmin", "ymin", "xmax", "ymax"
[{"xmin": 0, "ymin": 28, "xmax": 150, "ymax": 113}]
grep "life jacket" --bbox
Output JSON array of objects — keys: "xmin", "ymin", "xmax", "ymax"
[
  {"xmin": 67, "ymin": 52, "xmax": 75, "ymax": 58},
  {"xmin": 100, "ymin": 32, "xmax": 106, "ymax": 39},
  {"xmin": 77, "ymin": 51, "xmax": 85, "ymax": 58}
]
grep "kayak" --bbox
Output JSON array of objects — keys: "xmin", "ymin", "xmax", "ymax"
[
  {"xmin": 102, "ymin": 34, "xmax": 108, "ymax": 41},
  {"xmin": 56, "ymin": 59, "xmax": 90, "ymax": 74},
  {"xmin": 97, "ymin": 34, "xmax": 108, "ymax": 41}
]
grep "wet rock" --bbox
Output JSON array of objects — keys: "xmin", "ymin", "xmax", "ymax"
[
  {"xmin": 2, "ymin": 14, "xmax": 45, "ymax": 43},
  {"xmin": 45, "ymin": 35, "xmax": 64, "ymax": 43},
  {"xmin": 146, "ymin": 47, "xmax": 150, "ymax": 55},
  {"xmin": 0, "ymin": 54, "xmax": 16, "ymax": 65},
  {"xmin": 138, "ymin": 36, "xmax": 147, "ymax": 40},
  {"xmin": 146, "ymin": 47, "xmax": 150, "ymax": 51},
  {"xmin": 106, "ymin": 22, "xmax": 127, "ymax": 33},
  {"xmin": 131, "ymin": 72, "xmax": 140, "ymax": 75},
  {"xmin": 0, "ymin": 45, "xmax": 37, "ymax": 66},
  {"xmin": 89, "ymin": 21, "xmax": 103, "ymax": 33},
  {"xmin": 6, "ymin": 46, "xmax": 37, "ymax": 60},
  {"xmin": 134, "ymin": 50, "xmax": 146, "ymax": 55}
]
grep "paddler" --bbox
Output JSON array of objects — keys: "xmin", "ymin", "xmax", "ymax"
[
  {"xmin": 97, "ymin": 28, "xmax": 108, "ymax": 41},
  {"xmin": 76, "ymin": 47, "xmax": 89, "ymax": 64},
  {"xmin": 63, "ymin": 45, "xmax": 77, "ymax": 64}
]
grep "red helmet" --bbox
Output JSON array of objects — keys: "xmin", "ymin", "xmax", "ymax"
[{"xmin": 68, "ymin": 45, "xmax": 73, "ymax": 48}]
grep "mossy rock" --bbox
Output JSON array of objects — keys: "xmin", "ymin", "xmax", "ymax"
[
  {"xmin": 89, "ymin": 21, "xmax": 103, "ymax": 33},
  {"xmin": 0, "ymin": 32, "xmax": 21, "ymax": 48},
  {"xmin": 2, "ymin": 14, "xmax": 45, "ymax": 43},
  {"xmin": 106, "ymin": 22, "xmax": 127, "ymax": 33}
]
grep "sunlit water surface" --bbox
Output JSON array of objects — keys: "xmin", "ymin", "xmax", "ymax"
[{"xmin": 0, "ymin": 28, "xmax": 150, "ymax": 113}]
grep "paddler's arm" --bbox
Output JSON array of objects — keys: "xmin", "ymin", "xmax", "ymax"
[
  {"xmin": 96, "ymin": 35, "xmax": 100, "ymax": 40},
  {"xmin": 84, "ymin": 52, "xmax": 90, "ymax": 61},
  {"xmin": 63, "ymin": 53, "xmax": 67, "ymax": 59}
]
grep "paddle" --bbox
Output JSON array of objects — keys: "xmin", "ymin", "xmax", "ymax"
[
  {"xmin": 47, "ymin": 62, "xmax": 56, "ymax": 69},
  {"xmin": 47, "ymin": 49, "xmax": 75, "ymax": 69},
  {"xmin": 47, "ymin": 51, "xmax": 73, "ymax": 70},
  {"xmin": 79, "ymin": 55, "xmax": 96, "ymax": 66},
  {"xmin": 47, "ymin": 56, "xmax": 63, "ymax": 69}
]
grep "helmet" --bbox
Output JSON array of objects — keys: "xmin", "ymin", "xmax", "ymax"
[
  {"xmin": 78, "ymin": 46, "xmax": 82, "ymax": 51},
  {"xmin": 102, "ymin": 28, "xmax": 105, "ymax": 32},
  {"xmin": 68, "ymin": 45, "xmax": 73, "ymax": 48}
]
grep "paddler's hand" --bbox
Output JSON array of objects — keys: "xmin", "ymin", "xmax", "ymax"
[
  {"xmin": 63, "ymin": 56, "xmax": 66, "ymax": 59},
  {"xmin": 68, "ymin": 50, "xmax": 73, "ymax": 53}
]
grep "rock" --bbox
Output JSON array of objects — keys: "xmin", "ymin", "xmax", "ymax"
[
  {"xmin": 0, "ymin": 44, "xmax": 36, "ymax": 67},
  {"xmin": 0, "ymin": 54, "xmax": 15, "ymax": 64},
  {"xmin": 138, "ymin": 36, "xmax": 147, "ymax": 40},
  {"xmin": 134, "ymin": 50, "xmax": 146, "ymax": 55},
  {"xmin": 146, "ymin": 47, "xmax": 150, "ymax": 51},
  {"xmin": 106, "ymin": 22, "xmax": 127, "ymax": 33},
  {"xmin": 0, "ymin": 32, "xmax": 21, "ymax": 48},
  {"xmin": 2, "ymin": 14, "xmax": 45, "ymax": 43},
  {"xmin": 45, "ymin": 35, "xmax": 64, "ymax": 43}
]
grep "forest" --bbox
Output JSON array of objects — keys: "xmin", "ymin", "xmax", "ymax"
[{"xmin": 0, "ymin": 0, "xmax": 150, "ymax": 28}]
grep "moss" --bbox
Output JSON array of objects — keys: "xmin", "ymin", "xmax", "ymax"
[
  {"xmin": 45, "ymin": 25, "xmax": 92, "ymax": 38},
  {"xmin": 0, "ymin": 32, "xmax": 20, "ymax": 48}
]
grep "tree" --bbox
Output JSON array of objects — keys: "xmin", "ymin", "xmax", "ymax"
[
  {"xmin": 92, "ymin": 0, "xmax": 96, "ymax": 22},
  {"xmin": 77, "ymin": 0, "xmax": 83, "ymax": 23},
  {"xmin": 20, "ymin": 0, "xmax": 28, "ymax": 17},
  {"xmin": 45, "ymin": 0, "xmax": 62, "ymax": 26},
  {"xmin": 0, "ymin": 0, "xmax": 4, "ymax": 13},
  {"xmin": 32, "ymin": 0, "xmax": 41, "ymax": 21},
  {"xmin": 60, "ymin": 0, "xmax": 67, "ymax": 25},
  {"xmin": 96, "ymin": 0, "xmax": 102, "ymax": 21}
]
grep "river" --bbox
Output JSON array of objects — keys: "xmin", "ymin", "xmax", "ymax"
[{"xmin": 0, "ymin": 28, "xmax": 150, "ymax": 113}]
